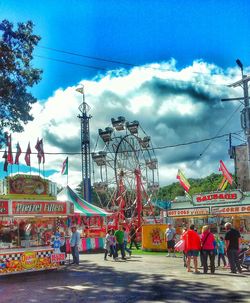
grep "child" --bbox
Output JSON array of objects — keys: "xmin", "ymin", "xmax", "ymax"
[
  {"xmin": 217, "ymin": 236, "xmax": 227, "ymax": 267},
  {"xmin": 104, "ymin": 229, "xmax": 112, "ymax": 260},
  {"xmin": 104, "ymin": 229, "xmax": 116, "ymax": 260}
]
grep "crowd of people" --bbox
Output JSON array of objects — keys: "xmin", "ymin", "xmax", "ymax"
[
  {"xmin": 177, "ymin": 222, "xmax": 242, "ymax": 274},
  {"xmin": 67, "ymin": 221, "xmax": 245, "ymax": 275},
  {"xmin": 103, "ymin": 224, "xmax": 139, "ymax": 261}
]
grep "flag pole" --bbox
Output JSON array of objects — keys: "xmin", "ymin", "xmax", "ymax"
[{"xmin": 67, "ymin": 159, "xmax": 69, "ymax": 186}]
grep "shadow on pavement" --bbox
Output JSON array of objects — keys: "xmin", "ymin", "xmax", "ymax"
[{"xmin": 0, "ymin": 260, "xmax": 249, "ymax": 303}]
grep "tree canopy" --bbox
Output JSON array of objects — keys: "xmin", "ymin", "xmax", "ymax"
[
  {"xmin": 158, "ymin": 173, "xmax": 236, "ymax": 201},
  {"xmin": 0, "ymin": 20, "xmax": 42, "ymax": 146},
  {"xmin": 75, "ymin": 173, "xmax": 235, "ymax": 208}
]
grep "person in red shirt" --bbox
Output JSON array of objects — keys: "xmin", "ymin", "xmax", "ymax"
[{"xmin": 182, "ymin": 224, "xmax": 201, "ymax": 273}]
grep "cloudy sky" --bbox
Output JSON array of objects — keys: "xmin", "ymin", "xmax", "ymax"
[{"xmin": 0, "ymin": 0, "xmax": 250, "ymax": 190}]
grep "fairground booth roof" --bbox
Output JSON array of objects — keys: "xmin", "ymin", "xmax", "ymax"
[{"xmin": 58, "ymin": 186, "xmax": 111, "ymax": 217}]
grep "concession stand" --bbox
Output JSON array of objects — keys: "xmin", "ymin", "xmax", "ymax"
[
  {"xmin": 58, "ymin": 186, "xmax": 111, "ymax": 252},
  {"xmin": 167, "ymin": 189, "xmax": 250, "ymax": 244},
  {"xmin": 0, "ymin": 174, "xmax": 74, "ymax": 275}
]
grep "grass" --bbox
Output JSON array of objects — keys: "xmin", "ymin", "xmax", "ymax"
[{"xmin": 130, "ymin": 248, "xmax": 182, "ymax": 257}]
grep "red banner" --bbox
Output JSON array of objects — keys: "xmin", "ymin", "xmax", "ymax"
[
  {"xmin": 12, "ymin": 201, "xmax": 67, "ymax": 215},
  {"xmin": 0, "ymin": 201, "xmax": 9, "ymax": 215}
]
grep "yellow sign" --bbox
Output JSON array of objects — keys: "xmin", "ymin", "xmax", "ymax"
[
  {"xmin": 21, "ymin": 251, "xmax": 37, "ymax": 270},
  {"xmin": 142, "ymin": 224, "xmax": 167, "ymax": 251}
]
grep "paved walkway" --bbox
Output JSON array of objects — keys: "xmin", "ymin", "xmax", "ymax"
[{"xmin": 0, "ymin": 253, "xmax": 249, "ymax": 303}]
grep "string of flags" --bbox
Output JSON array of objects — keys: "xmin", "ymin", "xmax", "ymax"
[
  {"xmin": 1, "ymin": 134, "xmax": 45, "ymax": 172},
  {"xmin": 1, "ymin": 134, "xmax": 69, "ymax": 178}
]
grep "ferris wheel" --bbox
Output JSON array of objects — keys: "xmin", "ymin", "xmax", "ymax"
[{"xmin": 92, "ymin": 116, "xmax": 159, "ymax": 227}]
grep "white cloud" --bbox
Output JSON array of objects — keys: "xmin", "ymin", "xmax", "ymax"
[{"xmin": 9, "ymin": 59, "xmax": 247, "ymax": 191}]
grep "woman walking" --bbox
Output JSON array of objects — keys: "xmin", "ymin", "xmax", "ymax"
[{"xmin": 201, "ymin": 225, "xmax": 216, "ymax": 274}]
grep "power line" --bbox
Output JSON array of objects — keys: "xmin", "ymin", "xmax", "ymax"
[
  {"xmin": 36, "ymin": 45, "xmax": 229, "ymax": 78},
  {"xmin": 0, "ymin": 131, "xmax": 241, "ymax": 156},
  {"xmin": 190, "ymin": 104, "xmax": 242, "ymax": 167},
  {"xmin": 34, "ymin": 55, "xmax": 107, "ymax": 71},
  {"xmin": 34, "ymin": 53, "xmax": 232, "ymax": 89},
  {"xmin": 38, "ymin": 45, "xmax": 136, "ymax": 67}
]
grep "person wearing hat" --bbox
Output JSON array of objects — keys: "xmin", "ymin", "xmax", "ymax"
[{"xmin": 70, "ymin": 226, "xmax": 80, "ymax": 265}]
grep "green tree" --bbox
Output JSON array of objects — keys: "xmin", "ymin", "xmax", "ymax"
[
  {"xmin": 0, "ymin": 20, "xmax": 42, "ymax": 146},
  {"xmin": 157, "ymin": 173, "xmax": 235, "ymax": 201}
]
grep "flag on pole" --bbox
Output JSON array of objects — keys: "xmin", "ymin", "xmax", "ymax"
[
  {"xmin": 35, "ymin": 138, "xmax": 45, "ymax": 164},
  {"xmin": 25, "ymin": 143, "xmax": 31, "ymax": 166},
  {"xmin": 221, "ymin": 180, "xmax": 229, "ymax": 191},
  {"xmin": 2, "ymin": 150, "xmax": 8, "ymax": 172},
  {"xmin": 218, "ymin": 176, "xmax": 227, "ymax": 190},
  {"xmin": 61, "ymin": 157, "xmax": 68, "ymax": 175},
  {"xmin": 219, "ymin": 160, "xmax": 233, "ymax": 185},
  {"xmin": 35, "ymin": 138, "xmax": 42, "ymax": 164},
  {"xmin": 176, "ymin": 169, "xmax": 191, "ymax": 192},
  {"xmin": 40, "ymin": 139, "xmax": 45, "ymax": 164},
  {"xmin": 76, "ymin": 86, "xmax": 84, "ymax": 94},
  {"xmin": 7, "ymin": 134, "xmax": 13, "ymax": 164},
  {"xmin": 14, "ymin": 142, "xmax": 22, "ymax": 165}
]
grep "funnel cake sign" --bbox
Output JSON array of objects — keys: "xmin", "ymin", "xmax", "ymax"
[{"xmin": 12, "ymin": 201, "xmax": 67, "ymax": 215}]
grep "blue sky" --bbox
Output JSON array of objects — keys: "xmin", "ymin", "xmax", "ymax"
[
  {"xmin": 0, "ymin": 0, "xmax": 249, "ymax": 189},
  {"xmin": 1, "ymin": 0, "xmax": 250, "ymax": 99}
]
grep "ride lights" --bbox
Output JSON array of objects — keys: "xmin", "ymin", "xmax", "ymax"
[
  {"xmin": 139, "ymin": 136, "xmax": 151, "ymax": 148},
  {"xmin": 93, "ymin": 182, "xmax": 108, "ymax": 192},
  {"xmin": 146, "ymin": 158, "xmax": 158, "ymax": 169},
  {"xmin": 126, "ymin": 120, "xmax": 139, "ymax": 134},
  {"xmin": 92, "ymin": 151, "xmax": 107, "ymax": 166},
  {"xmin": 98, "ymin": 127, "xmax": 113, "ymax": 143},
  {"xmin": 111, "ymin": 116, "xmax": 126, "ymax": 131}
]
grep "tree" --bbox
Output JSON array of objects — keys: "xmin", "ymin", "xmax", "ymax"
[
  {"xmin": 0, "ymin": 20, "xmax": 42, "ymax": 146},
  {"xmin": 157, "ymin": 173, "xmax": 236, "ymax": 201}
]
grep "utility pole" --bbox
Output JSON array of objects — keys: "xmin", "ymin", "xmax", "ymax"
[
  {"xmin": 222, "ymin": 59, "xmax": 250, "ymax": 190},
  {"xmin": 77, "ymin": 86, "xmax": 92, "ymax": 202}
]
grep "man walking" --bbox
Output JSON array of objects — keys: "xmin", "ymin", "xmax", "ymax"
[
  {"xmin": 224, "ymin": 222, "xmax": 242, "ymax": 274},
  {"xmin": 70, "ymin": 226, "xmax": 80, "ymax": 265},
  {"xmin": 129, "ymin": 224, "xmax": 139, "ymax": 250},
  {"xmin": 165, "ymin": 223, "xmax": 176, "ymax": 257},
  {"xmin": 114, "ymin": 225, "xmax": 126, "ymax": 260}
]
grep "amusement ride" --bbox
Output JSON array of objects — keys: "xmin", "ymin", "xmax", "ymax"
[{"xmin": 92, "ymin": 116, "xmax": 160, "ymax": 229}]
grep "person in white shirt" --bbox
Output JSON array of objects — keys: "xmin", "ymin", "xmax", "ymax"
[{"xmin": 165, "ymin": 223, "xmax": 176, "ymax": 257}]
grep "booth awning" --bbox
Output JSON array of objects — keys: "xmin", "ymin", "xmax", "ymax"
[{"xmin": 58, "ymin": 186, "xmax": 111, "ymax": 217}]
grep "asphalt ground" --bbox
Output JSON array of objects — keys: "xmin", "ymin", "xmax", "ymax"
[{"xmin": 0, "ymin": 253, "xmax": 250, "ymax": 303}]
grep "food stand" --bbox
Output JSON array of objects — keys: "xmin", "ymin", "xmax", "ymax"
[
  {"xmin": 167, "ymin": 190, "xmax": 250, "ymax": 245},
  {"xmin": 0, "ymin": 174, "xmax": 74, "ymax": 275},
  {"xmin": 58, "ymin": 186, "xmax": 111, "ymax": 252}
]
